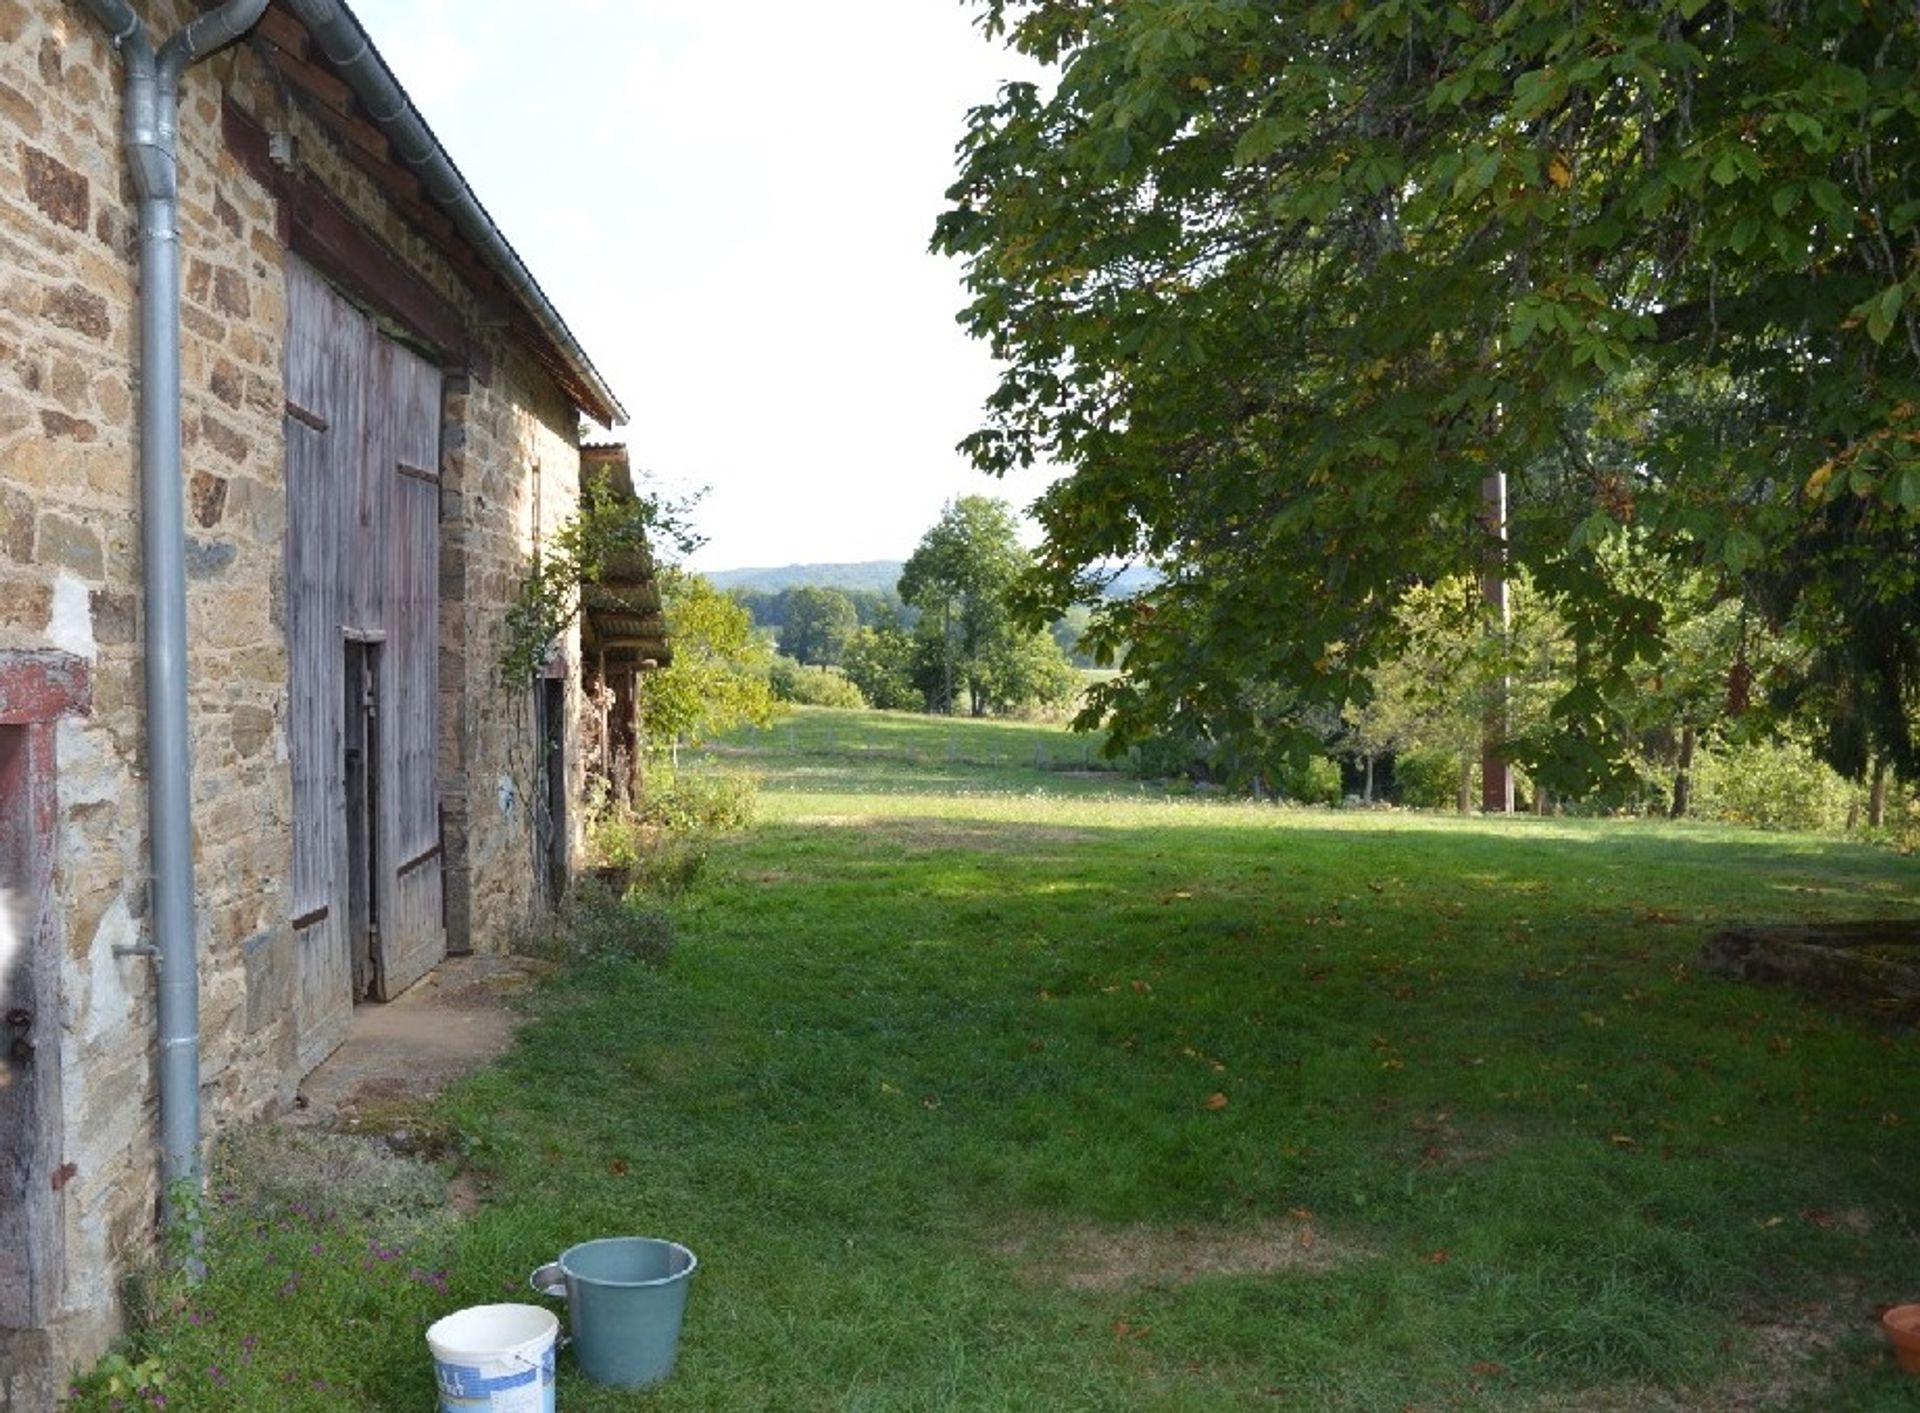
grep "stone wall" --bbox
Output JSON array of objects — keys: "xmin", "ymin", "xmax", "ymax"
[{"xmin": 0, "ymin": 0, "xmax": 595, "ymax": 1395}]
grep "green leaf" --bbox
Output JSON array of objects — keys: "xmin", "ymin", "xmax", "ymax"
[
  {"xmin": 1889, "ymin": 466, "xmax": 1920, "ymax": 512},
  {"xmin": 1232, "ymin": 116, "xmax": 1285, "ymax": 167},
  {"xmin": 1857, "ymin": 283, "xmax": 1907, "ymax": 344},
  {"xmin": 1721, "ymin": 529, "xmax": 1763, "ymax": 574}
]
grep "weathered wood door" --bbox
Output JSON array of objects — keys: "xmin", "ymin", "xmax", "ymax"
[{"xmin": 285, "ymin": 259, "xmax": 445, "ymax": 1074}]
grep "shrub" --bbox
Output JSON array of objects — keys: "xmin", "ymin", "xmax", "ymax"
[
  {"xmin": 842, "ymin": 625, "xmax": 920, "ymax": 711},
  {"xmin": 519, "ymin": 876, "xmax": 675, "ymax": 965},
  {"xmin": 628, "ymin": 834, "xmax": 712, "ymax": 899},
  {"xmin": 1276, "ymin": 754, "xmax": 1343, "ymax": 806},
  {"xmin": 634, "ymin": 768, "xmax": 757, "ymax": 835},
  {"xmin": 1689, "ymin": 737, "xmax": 1857, "ymax": 833},
  {"xmin": 768, "ymin": 656, "xmax": 868, "ymax": 708},
  {"xmin": 567, "ymin": 878, "xmax": 676, "ymax": 962},
  {"xmin": 1396, "ymin": 747, "xmax": 1470, "ymax": 810},
  {"xmin": 1127, "ymin": 731, "xmax": 1211, "ymax": 781}
]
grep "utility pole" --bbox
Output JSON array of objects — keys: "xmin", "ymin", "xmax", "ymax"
[{"xmin": 1480, "ymin": 471, "xmax": 1515, "ymax": 814}]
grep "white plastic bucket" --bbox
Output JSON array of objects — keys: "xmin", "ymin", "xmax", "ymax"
[{"xmin": 426, "ymin": 1303, "xmax": 559, "ymax": 1413}]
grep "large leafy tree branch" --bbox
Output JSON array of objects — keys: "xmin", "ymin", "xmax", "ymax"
[{"xmin": 936, "ymin": 0, "xmax": 1920, "ymax": 790}]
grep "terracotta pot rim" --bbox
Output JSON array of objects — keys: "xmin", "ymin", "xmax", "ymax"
[{"xmin": 1886, "ymin": 1304, "xmax": 1920, "ymax": 1375}]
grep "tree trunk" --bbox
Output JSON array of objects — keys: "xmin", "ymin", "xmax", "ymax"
[
  {"xmin": 1869, "ymin": 756, "xmax": 1890, "ymax": 828},
  {"xmin": 1456, "ymin": 754, "xmax": 1474, "ymax": 815},
  {"xmin": 1363, "ymin": 754, "xmax": 1374, "ymax": 804},
  {"xmin": 941, "ymin": 599, "xmax": 954, "ymax": 715},
  {"xmin": 1669, "ymin": 724, "xmax": 1697, "ymax": 820},
  {"xmin": 1479, "ymin": 471, "xmax": 1513, "ymax": 814}
]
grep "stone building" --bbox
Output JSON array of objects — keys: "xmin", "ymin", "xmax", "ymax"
[{"xmin": 0, "ymin": 1, "xmax": 626, "ymax": 1402}]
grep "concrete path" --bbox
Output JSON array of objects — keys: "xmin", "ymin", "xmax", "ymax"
[{"xmin": 288, "ymin": 954, "xmax": 546, "ymax": 1128}]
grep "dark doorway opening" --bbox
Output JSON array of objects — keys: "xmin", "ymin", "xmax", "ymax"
[
  {"xmin": 343, "ymin": 639, "xmax": 382, "ymax": 1000},
  {"xmin": 535, "ymin": 677, "xmax": 566, "ymax": 907}
]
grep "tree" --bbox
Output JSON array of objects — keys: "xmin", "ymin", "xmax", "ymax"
[
  {"xmin": 642, "ymin": 569, "xmax": 778, "ymax": 752},
  {"xmin": 899, "ymin": 496, "xmax": 1058, "ymax": 716},
  {"xmin": 777, "ymin": 586, "xmax": 861, "ymax": 667},
  {"xmin": 841, "ymin": 619, "xmax": 921, "ymax": 711},
  {"xmin": 1050, "ymin": 605, "xmax": 1095, "ymax": 667},
  {"xmin": 937, "ymin": 0, "xmax": 1920, "ymax": 795}
]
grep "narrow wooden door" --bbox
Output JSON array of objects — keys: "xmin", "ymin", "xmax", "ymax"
[
  {"xmin": 373, "ymin": 335, "xmax": 447, "ymax": 1001},
  {"xmin": 286, "ymin": 260, "xmax": 358, "ymax": 1073},
  {"xmin": 285, "ymin": 260, "xmax": 446, "ymax": 1071}
]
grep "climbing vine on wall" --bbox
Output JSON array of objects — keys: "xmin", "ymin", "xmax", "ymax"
[{"xmin": 498, "ymin": 472, "xmax": 702, "ymax": 689}]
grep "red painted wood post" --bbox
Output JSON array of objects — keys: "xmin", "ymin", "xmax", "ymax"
[{"xmin": 0, "ymin": 650, "xmax": 90, "ymax": 1342}]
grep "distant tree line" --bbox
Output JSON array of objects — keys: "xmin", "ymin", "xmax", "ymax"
[
  {"xmin": 729, "ymin": 585, "xmax": 912, "ymax": 636},
  {"xmin": 733, "ymin": 497, "xmax": 1083, "ymax": 719}
]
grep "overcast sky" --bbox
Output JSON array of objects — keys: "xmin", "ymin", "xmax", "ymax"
[{"xmin": 348, "ymin": 0, "xmax": 1053, "ymax": 572}]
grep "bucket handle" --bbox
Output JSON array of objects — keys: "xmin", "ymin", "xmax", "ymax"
[{"xmin": 529, "ymin": 1262, "xmax": 567, "ymax": 1303}]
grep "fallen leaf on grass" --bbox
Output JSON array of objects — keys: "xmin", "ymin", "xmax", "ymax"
[
  {"xmin": 1112, "ymin": 1319, "xmax": 1151, "ymax": 1340},
  {"xmin": 1608, "ymin": 1134, "xmax": 1637, "ymax": 1148},
  {"xmin": 1202, "ymin": 1092, "xmax": 1229, "ymax": 1111},
  {"xmin": 1130, "ymin": 979, "xmax": 1153, "ymax": 994},
  {"xmin": 1287, "ymin": 1207, "xmax": 1314, "ymax": 1222},
  {"xmin": 608, "ymin": 1159, "xmax": 629, "ymax": 1177},
  {"xmin": 1425, "ymin": 1249, "xmax": 1452, "ymax": 1264},
  {"xmin": 1469, "ymin": 1361, "xmax": 1505, "ymax": 1378}
]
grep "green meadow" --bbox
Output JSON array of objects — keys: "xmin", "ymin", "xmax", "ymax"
[{"xmin": 72, "ymin": 707, "xmax": 1920, "ymax": 1410}]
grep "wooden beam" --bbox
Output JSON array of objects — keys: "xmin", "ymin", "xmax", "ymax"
[
  {"xmin": 224, "ymin": 101, "xmax": 484, "ymax": 376},
  {"xmin": 262, "ymin": 44, "xmax": 353, "ymax": 112},
  {"xmin": 0, "ymin": 651, "xmax": 90, "ymax": 724},
  {"xmin": 287, "ymin": 83, "xmax": 393, "ymax": 166},
  {"xmin": 254, "ymin": 3, "xmax": 308, "ymax": 59}
]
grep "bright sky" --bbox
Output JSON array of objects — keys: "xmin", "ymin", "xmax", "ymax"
[{"xmin": 348, "ymin": 0, "xmax": 1054, "ymax": 572}]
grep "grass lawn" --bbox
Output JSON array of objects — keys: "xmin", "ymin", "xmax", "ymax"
[{"xmin": 75, "ymin": 708, "xmax": 1920, "ymax": 1410}]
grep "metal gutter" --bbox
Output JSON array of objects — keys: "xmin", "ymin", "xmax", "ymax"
[
  {"xmin": 74, "ymin": 0, "xmax": 273, "ymax": 1243},
  {"xmin": 280, "ymin": 0, "xmax": 628, "ymax": 427}
]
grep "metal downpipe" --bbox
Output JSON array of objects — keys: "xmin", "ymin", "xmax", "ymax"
[{"xmin": 74, "ymin": 0, "xmax": 268, "ymax": 1238}]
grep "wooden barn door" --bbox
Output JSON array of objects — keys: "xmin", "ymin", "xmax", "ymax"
[
  {"xmin": 285, "ymin": 261, "xmax": 358, "ymax": 1074},
  {"xmin": 374, "ymin": 334, "xmax": 447, "ymax": 1000},
  {"xmin": 285, "ymin": 260, "xmax": 446, "ymax": 1073}
]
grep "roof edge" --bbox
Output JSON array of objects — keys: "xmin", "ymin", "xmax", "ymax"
[{"xmin": 283, "ymin": 0, "xmax": 627, "ymax": 426}]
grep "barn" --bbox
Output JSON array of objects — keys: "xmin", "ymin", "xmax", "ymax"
[{"xmin": 0, "ymin": 1, "xmax": 630, "ymax": 1402}]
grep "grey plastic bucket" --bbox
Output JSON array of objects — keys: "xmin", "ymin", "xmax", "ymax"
[{"xmin": 529, "ymin": 1237, "xmax": 697, "ymax": 1389}]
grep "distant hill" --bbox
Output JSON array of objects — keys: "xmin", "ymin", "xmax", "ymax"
[
  {"xmin": 705, "ymin": 561, "xmax": 905, "ymax": 595},
  {"xmin": 1103, "ymin": 565, "xmax": 1159, "ymax": 597},
  {"xmin": 705, "ymin": 559, "xmax": 1160, "ymax": 598}
]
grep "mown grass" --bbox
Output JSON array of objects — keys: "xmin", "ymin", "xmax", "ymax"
[{"xmin": 70, "ymin": 708, "xmax": 1920, "ymax": 1410}]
